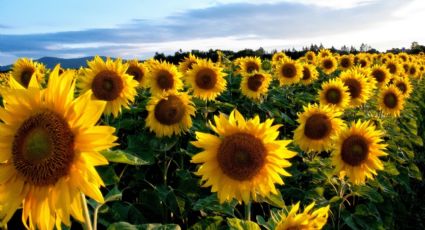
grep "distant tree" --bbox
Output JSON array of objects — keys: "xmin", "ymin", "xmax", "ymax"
[{"xmin": 360, "ymin": 43, "xmax": 372, "ymax": 52}]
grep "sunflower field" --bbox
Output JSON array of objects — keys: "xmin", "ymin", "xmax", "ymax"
[{"xmin": 0, "ymin": 50, "xmax": 425, "ymax": 230}]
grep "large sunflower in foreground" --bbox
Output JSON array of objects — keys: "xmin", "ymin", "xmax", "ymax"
[
  {"xmin": 276, "ymin": 59, "xmax": 303, "ymax": 86},
  {"xmin": 0, "ymin": 67, "xmax": 117, "ymax": 230},
  {"xmin": 191, "ymin": 110, "xmax": 296, "ymax": 203},
  {"xmin": 275, "ymin": 202, "xmax": 330, "ymax": 230},
  {"xmin": 318, "ymin": 78, "xmax": 350, "ymax": 111},
  {"xmin": 147, "ymin": 61, "xmax": 183, "ymax": 95},
  {"xmin": 126, "ymin": 59, "xmax": 149, "ymax": 88},
  {"xmin": 293, "ymin": 104, "xmax": 345, "ymax": 153},
  {"xmin": 145, "ymin": 91, "xmax": 196, "ymax": 137},
  {"xmin": 10, "ymin": 58, "xmax": 46, "ymax": 88},
  {"xmin": 340, "ymin": 69, "xmax": 372, "ymax": 108},
  {"xmin": 240, "ymin": 71, "xmax": 272, "ymax": 100},
  {"xmin": 332, "ymin": 120, "xmax": 387, "ymax": 185},
  {"xmin": 79, "ymin": 56, "xmax": 138, "ymax": 117},
  {"xmin": 186, "ymin": 59, "xmax": 227, "ymax": 101},
  {"xmin": 378, "ymin": 85, "xmax": 405, "ymax": 117}
]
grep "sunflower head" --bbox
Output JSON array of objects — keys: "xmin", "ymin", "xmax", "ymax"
[
  {"xmin": 0, "ymin": 66, "xmax": 117, "ymax": 229},
  {"xmin": 275, "ymin": 202, "xmax": 330, "ymax": 230},
  {"xmin": 318, "ymin": 78, "xmax": 350, "ymax": 111},
  {"xmin": 304, "ymin": 51, "xmax": 317, "ymax": 64},
  {"xmin": 179, "ymin": 53, "xmax": 199, "ymax": 73},
  {"xmin": 385, "ymin": 60, "xmax": 401, "ymax": 75},
  {"xmin": 340, "ymin": 69, "xmax": 372, "ymax": 108},
  {"xmin": 332, "ymin": 120, "xmax": 387, "ymax": 185},
  {"xmin": 191, "ymin": 110, "xmax": 296, "ymax": 203},
  {"xmin": 370, "ymin": 64, "xmax": 390, "ymax": 87},
  {"xmin": 338, "ymin": 55, "xmax": 354, "ymax": 71},
  {"xmin": 318, "ymin": 49, "xmax": 332, "ymax": 59},
  {"xmin": 145, "ymin": 91, "xmax": 196, "ymax": 137},
  {"xmin": 392, "ymin": 76, "xmax": 413, "ymax": 98},
  {"xmin": 126, "ymin": 59, "xmax": 148, "ymax": 88},
  {"xmin": 272, "ymin": 52, "xmax": 289, "ymax": 65},
  {"xmin": 276, "ymin": 59, "xmax": 303, "ymax": 86},
  {"xmin": 79, "ymin": 56, "xmax": 139, "ymax": 117},
  {"xmin": 378, "ymin": 85, "xmax": 405, "ymax": 117},
  {"xmin": 240, "ymin": 71, "xmax": 272, "ymax": 100},
  {"xmin": 146, "ymin": 60, "xmax": 183, "ymax": 95},
  {"xmin": 319, "ymin": 56, "xmax": 338, "ymax": 75},
  {"xmin": 300, "ymin": 64, "xmax": 319, "ymax": 85},
  {"xmin": 239, "ymin": 56, "xmax": 262, "ymax": 75},
  {"xmin": 294, "ymin": 104, "xmax": 345, "ymax": 153},
  {"xmin": 186, "ymin": 59, "xmax": 227, "ymax": 101},
  {"xmin": 10, "ymin": 58, "xmax": 46, "ymax": 88}
]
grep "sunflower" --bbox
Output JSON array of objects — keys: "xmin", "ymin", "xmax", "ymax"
[
  {"xmin": 392, "ymin": 76, "xmax": 413, "ymax": 98},
  {"xmin": 191, "ymin": 110, "xmax": 296, "ymax": 203},
  {"xmin": 10, "ymin": 58, "xmax": 46, "ymax": 88},
  {"xmin": 398, "ymin": 52, "xmax": 409, "ymax": 62},
  {"xmin": 186, "ymin": 59, "xmax": 227, "ymax": 101},
  {"xmin": 318, "ymin": 78, "xmax": 350, "ymax": 111},
  {"xmin": 240, "ymin": 71, "xmax": 272, "ymax": 100},
  {"xmin": 79, "ymin": 56, "xmax": 139, "ymax": 117},
  {"xmin": 0, "ymin": 66, "xmax": 117, "ymax": 229},
  {"xmin": 340, "ymin": 69, "xmax": 372, "ymax": 107},
  {"xmin": 146, "ymin": 60, "xmax": 183, "ymax": 96},
  {"xmin": 276, "ymin": 59, "xmax": 303, "ymax": 86},
  {"xmin": 408, "ymin": 62, "xmax": 419, "ymax": 78},
  {"xmin": 338, "ymin": 55, "xmax": 354, "ymax": 71},
  {"xmin": 145, "ymin": 91, "xmax": 195, "ymax": 137},
  {"xmin": 385, "ymin": 60, "xmax": 401, "ymax": 76},
  {"xmin": 239, "ymin": 56, "xmax": 262, "ymax": 75},
  {"xmin": 178, "ymin": 53, "xmax": 199, "ymax": 73},
  {"xmin": 272, "ymin": 52, "xmax": 289, "ymax": 65},
  {"xmin": 318, "ymin": 49, "xmax": 332, "ymax": 59},
  {"xmin": 126, "ymin": 59, "xmax": 148, "ymax": 88},
  {"xmin": 275, "ymin": 202, "xmax": 330, "ymax": 230},
  {"xmin": 319, "ymin": 56, "xmax": 338, "ymax": 75},
  {"xmin": 369, "ymin": 65, "xmax": 390, "ymax": 87},
  {"xmin": 293, "ymin": 104, "xmax": 345, "ymax": 153},
  {"xmin": 378, "ymin": 85, "xmax": 405, "ymax": 117},
  {"xmin": 300, "ymin": 64, "xmax": 319, "ymax": 85},
  {"xmin": 332, "ymin": 120, "xmax": 387, "ymax": 185},
  {"xmin": 356, "ymin": 55, "xmax": 370, "ymax": 68},
  {"xmin": 304, "ymin": 51, "xmax": 316, "ymax": 64}
]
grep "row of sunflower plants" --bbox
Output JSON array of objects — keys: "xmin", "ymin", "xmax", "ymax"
[{"xmin": 0, "ymin": 49, "xmax": 424, "ymax": 230}]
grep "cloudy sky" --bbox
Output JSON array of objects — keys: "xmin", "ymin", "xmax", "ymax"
[{"xmin": 1, "ymin": 0, "xmax": 424, "ymax": 65}]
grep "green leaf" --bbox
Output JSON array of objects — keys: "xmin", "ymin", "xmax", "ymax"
[
  {"xmin": 408, "ymin": 163, "xmax": 422, "ymax": 180},
  {"xmin": 384, "ymin": 162, "xmax": 399, "ymax": 176},
  {"xmin": 107, "ymin": 222, "xmax": 181, "ymax": 230},
  {"xmin": 189, "ymin": 216, "xmax": 224, "ymax": 230},
  {"xmin": 257, "ymin": 190, "xmax": 285, "ymax": 208},
  {"xmin": 355, "ymin": 186, "xmax": 384, "ymax": 203},
  {"xmin": 105, "ymin": 186, "xmax": 122, "ymax": 202},
  {"xmin": 97, "ymin": 165, "xmax": 119, "ymax": 186},
  {"xmin": 193, "ymin": 195, "xmax": 237, "ymax": 216},
  {"xmin": 102, "ymin": 149, "xmax": 151, "ymax": 165},
  {"xmin": 227, "ymin": 218, "xmax": 261, "ymax": 230}
]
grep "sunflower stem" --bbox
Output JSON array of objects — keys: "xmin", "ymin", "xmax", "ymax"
[
  {"xmin": 244, "ymin": 201, "xmax": 252, "ymax": 221},
  {"xmin": 81, "ymin": 193, "xmax": 94, "ymax": 230}
]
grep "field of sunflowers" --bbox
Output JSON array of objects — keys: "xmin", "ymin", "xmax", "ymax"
[{"xmin": 0, "ymin": 49, "xmax": 424, "ymax": 230}]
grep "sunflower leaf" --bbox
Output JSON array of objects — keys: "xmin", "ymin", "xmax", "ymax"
[
  {"xmin": 102, "ymin": 149, "xmax": 151, "ymax": 165},
  {"xmin": 227, "ymin": 218, "xmax": 261, "ymax": 230}
]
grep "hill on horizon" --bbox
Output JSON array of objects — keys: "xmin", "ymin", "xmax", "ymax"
[{"xmin": 0, "ymin": 56, "xmax": 104, "ymax": 71}]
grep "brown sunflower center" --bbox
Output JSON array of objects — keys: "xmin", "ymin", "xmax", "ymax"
[
  {"xmin": 359, "ymin": 60, "xmax": 367, "ymax": 67},
  {"xmin": 306, "ymin": 54, "xmax": 314, "ymax": 60},
  {"xmin": 195, "ymin": 68, "xmax": 217, "ymax": 90},
  {"xmin": 323, "ymin": 59, "xmax": 334, "ymax": 70},
  {"xmin": 246, "ymin": 62, "xmax": 260, "ymax": 73},
  {"xmin": 383, "ymin": 92, "xmax": 398, "ymax": 108},
  {"xmin": 344, "ymin": 78, "xmax": 362, "ymax": 99},
  {"xmin": 12, "ymin": 110, "xmax": 75, "ymax": 186},
  {"xmin": 92, "ymin": 70, "xmax": 124, "ymax": 101},
  {"xmin": 396, "ymin": 82, "xmax": 407, "ymax": 94},
  {"xmin": 187, "ymin": 61, "xmax": 196, "ymax": 70},
  {"xmin": 340, "ymin": 58, "xmax": 351, "ymax": 68},
  {"xmin": 156, "ymin": 70, "xmax": 175, "ymax": 90},
  {"xmin": 127, "ymin": 65, "xmax": 144, "ymax": 83},
  {"xmin": 302, "ymin": 67, "xmax": 311, "ymax": 80},
  {"xmin": 154, "ymin": 95, "xmax": 186, "ymax": 125},
  {"xmin": 281, "ymin": 63, "xmax": 297, "ymax": 78},
  {"xmin": 247, "ymin": 74, "xmax": 265, "ymax": 92},
  {"xmin": 20, "ymin": 67, "xmax": 35, "ymax": 87},
  {"xmin": 303, "ymin": 114, "xmax": 332, "ymax": 140},
  {"xmin": 409, "ymin": 67, "xmax": 416, "ymax": 75},
  {"xmin": 325, "ymin": 88, "xmax": 342, "ymax": 104},
  {"xmin": 387, "ymin": 63, "xmax": 397, "ymax": 74},
  {"xmin": 217, "ymin": 133, "xmax": 266, "ymax": 181},
  {"xmin": 372, "ymin": 69, "xmax": 386, "ymax": 83},
  {"xmin": 341, "ymin": 135, "xmax": 369, "ymax": 166},
  {"xmin": 403, "ymin": 64, "xmax": 409, "ymax": 73}
]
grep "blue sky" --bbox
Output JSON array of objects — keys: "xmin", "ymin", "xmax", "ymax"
[{"xmin": 1, "ymin": 0, "xmax": 424, "ymax": 65}]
